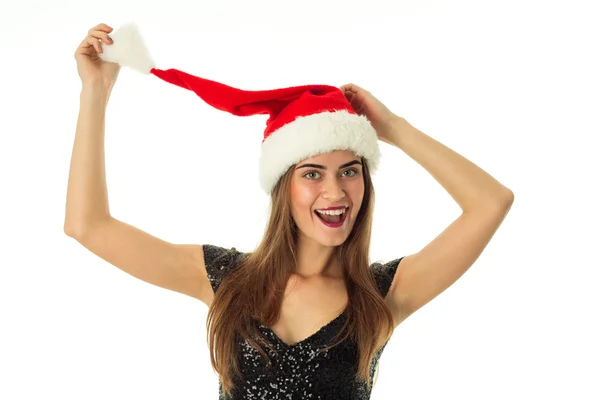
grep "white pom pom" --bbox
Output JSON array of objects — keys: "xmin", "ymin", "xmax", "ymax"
[{"xmin": 98, "ymin": 23, "xmax": 156, "ymax": 74}]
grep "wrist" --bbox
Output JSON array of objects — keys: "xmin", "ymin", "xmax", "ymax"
[
  {"xmin": 382, "ymin": 114, "xmax": 406, "ymax": 134},
  {"xmin": 385, "ymin": 116, "xmax": 412, "ymax": 147},
  {"xmin": 80, "ymin": 81, "xmax": 113, "ymax": 102}
]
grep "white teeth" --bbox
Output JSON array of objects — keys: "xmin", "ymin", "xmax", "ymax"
[{"xmin": 316, "ymin": 208, "xmax": 346, "ymax": 216}]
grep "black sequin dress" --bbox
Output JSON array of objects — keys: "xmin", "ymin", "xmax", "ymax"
[{"xmin": 203, "ymin": 244, "xmax": 405, "ymax": 400}]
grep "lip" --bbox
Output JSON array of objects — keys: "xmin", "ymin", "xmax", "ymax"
[
  {"xmin": 315, "ymin": 206, "xmax": 350, "ymax": 228},
  {"xmin": 316, "ymin": 206, "xmax": 348, "ymax": 211},
  {"xmin": 315, "ymin": 207, "xmax": 349, "ymax": 228}
]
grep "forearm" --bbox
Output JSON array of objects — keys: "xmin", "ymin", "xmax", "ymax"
[
  {"xmin": 64, "ymin": 83, "xmax": 114, "ymax": 235},
  {"xmin": 387, "ymin": 117, "xmax": 513, "ymax": 212}
]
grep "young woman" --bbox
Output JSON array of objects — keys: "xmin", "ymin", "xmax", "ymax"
[{"xmin": 65, "ymin": 23, "xmax": 514, "ymax": 400}]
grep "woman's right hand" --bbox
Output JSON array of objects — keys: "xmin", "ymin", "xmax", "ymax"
[{"xmin": 74, "ymin": 23, "xmax": 121, "ymax": 88}]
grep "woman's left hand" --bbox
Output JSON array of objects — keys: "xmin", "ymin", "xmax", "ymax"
[{"xmin": 339, "ymin": 83, "xmax": 401, "ymax": 145}]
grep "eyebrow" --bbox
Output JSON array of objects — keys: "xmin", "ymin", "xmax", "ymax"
[{"xmin": 295, "ymin": 160, "xmax": 363, "ymax": 170}]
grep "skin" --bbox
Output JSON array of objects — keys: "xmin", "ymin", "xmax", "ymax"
[
  {"xmin": 289, "ymin": 149, "xmax": 364, "ymax": 279},
  {"xmin": 68, "ymin": 22, "xmax": 514, "ymax": 369}
]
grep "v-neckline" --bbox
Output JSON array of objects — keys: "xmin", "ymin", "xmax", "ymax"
[{"xmin": 260, "ymin": 309, "xmax": 348, "ymax": 348}]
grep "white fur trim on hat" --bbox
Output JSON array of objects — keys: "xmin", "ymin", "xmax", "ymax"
[
  {"xmin": 258, "ymin": 110, "xmax": 381, "ymax": 193},
  {"xmin": 98, "ymin": 23, "xmax": 155, "ymax": 74}
]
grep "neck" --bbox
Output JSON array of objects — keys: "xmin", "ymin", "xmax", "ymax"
[{"xmin": 294, "ymin": 235, "xmax": 342, "ymax": 279}]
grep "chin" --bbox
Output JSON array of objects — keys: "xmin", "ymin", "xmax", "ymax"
[
  {"xmin": 296, "ymin": 216, "xmax": 355, "ymax": 247},
  {"xmin": 317, "ymin": 236, "xmax": 346, "ymax": 247},
  {"xmin": 314, "ymin": 228, "xmax": 352, "ymax": 247}
]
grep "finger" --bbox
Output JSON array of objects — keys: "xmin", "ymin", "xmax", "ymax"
[
  {"xmin": 339, "ymin": 85, "xmax": 358, "ymax": 102},
  {"xmin": 88, "ymin": 23, "xmax": 113, "ymax": 35},
  {"xmin": 346, "ymin": 83, "xmax": 367, "ymax": 94},
  {"xmin": 84, "ymin": 35, "xmax": 102, "ymax": 54},
  {"xmin": 92, "ymin": 31, "xmax": 113, "ymax": 45},
  {"xmin": 74, "ymin": 38, "xmax": 94, "ymax": 56},
  {"xmin": 78, "ymin": 43, "xmax": 96, "ymax": 57},
  {"xmin": 339, "ymin": 83, "xmax": 358, "ymax": 93}
]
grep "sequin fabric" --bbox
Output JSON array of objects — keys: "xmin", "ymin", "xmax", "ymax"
[{"xmin": 203, "ymin": 244, "xmax": 404, "ymax": 400}]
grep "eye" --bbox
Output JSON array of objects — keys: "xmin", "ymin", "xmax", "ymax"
[
  {"xmin": 343, "ymin": 168, "xmax": 359, "ymax": 177},
  {"xmin": 303, "ymin": 170, "xmax": 320, "ymax": 180},
  {"xmin": 303, "ymin": 168, "xmax": 359, "ymax": 180}
]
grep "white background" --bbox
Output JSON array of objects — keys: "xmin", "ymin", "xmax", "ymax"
[{"xmin": 1, "ymin": 0, "xmax": 598, "ymax": 399}]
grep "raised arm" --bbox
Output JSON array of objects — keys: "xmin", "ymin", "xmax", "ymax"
[{"xmin": 64, "ymin": 23, "xmax": 213, "ymax": 306}]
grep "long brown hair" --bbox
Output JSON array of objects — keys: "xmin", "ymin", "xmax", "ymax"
[{"xmin": 206, "ymin": 156, "xmax": 395, "ymax": 398}]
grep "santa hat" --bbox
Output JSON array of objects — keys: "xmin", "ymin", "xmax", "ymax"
[{"xmin": 99, "ymin": 23, "xmax": 381, "ymax": 194}]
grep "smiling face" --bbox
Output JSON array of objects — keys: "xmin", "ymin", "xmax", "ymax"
[{"xmin": 290, "ymin": 150, "xmax": 365, "ymax": 248}]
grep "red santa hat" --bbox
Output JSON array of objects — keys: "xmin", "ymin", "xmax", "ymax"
[{"xmin": 99, "ymin": 23, "xmax": 381, "ymax": 194}]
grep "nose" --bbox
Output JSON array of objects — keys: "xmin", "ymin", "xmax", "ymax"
[{"xmin": 322, "ymin": 176, "xmax": 346, "ymax": 201}]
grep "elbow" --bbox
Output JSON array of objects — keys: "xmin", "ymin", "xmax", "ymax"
[
  {"xmin": 64, "ymin": 221, "xmax": 83, "ymax": 238},
  {"xmin": 63, "ymin": 220, "xmax": 93, "ymax": 239},
  {"xmin": 491, "ymin": 187, "xmax": 514, "ymax": 208},
  {"xmin": 64, "ymin": 216, "xmax": 110, "ymax": 239},
  {"xmin": 501, "ymin": 189, "xmax": 515, "ymax": 207}
]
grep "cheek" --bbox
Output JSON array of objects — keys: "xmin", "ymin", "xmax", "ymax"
[
  {"xmin": 348, "ymin": 183, "xmax": 365, "ymax": 213},
  {"xmin": 290, "ymin": 182, "xmax": 318, "ymax": 213}
]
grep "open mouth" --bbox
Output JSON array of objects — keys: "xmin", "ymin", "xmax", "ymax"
[{"xmin": 314, "ymin": 207, "xmax": 349, "ymax": 227}]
